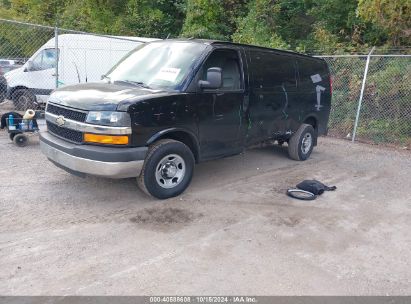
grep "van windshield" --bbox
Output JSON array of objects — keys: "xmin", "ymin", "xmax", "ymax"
[{"xmin": 106, "ymin": 41, "xmax": 207, "ymax": 90}]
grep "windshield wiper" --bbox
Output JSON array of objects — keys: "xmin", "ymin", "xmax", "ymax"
[{"xmin": 114, "ymin": 80, "xmax": 151, "ymax": 89}]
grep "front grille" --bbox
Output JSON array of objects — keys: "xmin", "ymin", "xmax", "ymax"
[
  {"xmin": 47, "ymin": 121, "xmax": 83, "ymax": 143},
  {"xmin": 47, "ymin": 103, "xmax": 87, "ymax": 122}
]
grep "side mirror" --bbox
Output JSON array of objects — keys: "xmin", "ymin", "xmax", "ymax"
[
  {"xmin": 198, "ymin": 67, "xmax": 222, "ymax": 89},
  {"xmin": 24, "ymin": 61, "xmax": 34, "ymax": 72}
]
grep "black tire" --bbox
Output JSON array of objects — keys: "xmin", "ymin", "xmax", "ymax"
[
  {"xmin": 12, "ymin": 89, "xmax": 38, "ymax": 111},
  {"xmin": 13, "ymin": 133, "xmax": 28, "ymax": 147},
  {"xmin": 288, "ymin": 124, "xmax": 316, "ymax": 161},
  {"xmin": 0, "ymin": 91, "xmax": 5, "ymax": 103},
  {"xmin": 138, "ymin": 139, "xmax": 195, "ymax": 199},
  {"xmin": 9, "ymin": 133, "xmax": 16, "ymax": 141}
]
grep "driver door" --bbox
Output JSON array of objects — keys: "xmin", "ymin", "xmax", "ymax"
[
  {"xmin": 25, "ymin": 48, "xmax": 59, "ymax": 95},
  {"xmin": 195, "ymin": 48, "xmax": 246, "ymax": 160}
]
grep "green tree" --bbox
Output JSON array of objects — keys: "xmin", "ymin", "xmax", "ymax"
[
  {"xmin": 232, "ymin": 0, "xmax": 288, "ymax": 48},
  {"xmin": 119, "ymin": 0, "xmax": 186, "ymax": 38},
  {"xmin": 180, "ymin": 0, "xmax": 231, "ymax": 40},
  {"xmin": 1, "ymin": 0, "xmax": 411, "ymax": 51},
  {"xmin": 3, "ymin": 0, "xmax": 67, "ymax": 24},
  {"xmin": 358, "ymin": 0, "xmax": 411, "ymax": 46}
]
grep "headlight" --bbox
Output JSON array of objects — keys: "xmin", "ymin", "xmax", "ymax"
[{"xmin": 86, "ymin": 111, "xmax": 131, "ymax": 127}]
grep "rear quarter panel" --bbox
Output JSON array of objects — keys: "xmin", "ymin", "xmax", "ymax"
[{"xmin": 296, "ymin": 58, "xmax": 331, "ymax": 135}]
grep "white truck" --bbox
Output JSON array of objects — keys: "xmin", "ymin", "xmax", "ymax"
[{"xmin": 3, "ymin": 34, "xmax": 158, "ymax": 109}]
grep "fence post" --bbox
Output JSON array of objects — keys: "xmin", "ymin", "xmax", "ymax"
[
  {"xmin": 54, "ymin": 24, "xmax": 59, "ymax": 89},
  {"xmin": 352, "ymin": 46, "xmax": 375, "ymax": 142}
]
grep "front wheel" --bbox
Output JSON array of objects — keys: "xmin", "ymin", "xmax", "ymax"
[
  {"xmin": 138, "ymin": 139, "xmax": 195, "ymax": 199},
  {"xmin": 288, "ymin": 124, "xmax": 316, "ymax": 161},
  {"xmin": 12, "ymin": 89, "xmax": 38, "ymax": 111}
]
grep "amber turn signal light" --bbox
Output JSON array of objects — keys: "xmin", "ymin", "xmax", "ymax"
[{"xmin": 84, "ymin": 133, "xmax": 129, "ymax": 145}]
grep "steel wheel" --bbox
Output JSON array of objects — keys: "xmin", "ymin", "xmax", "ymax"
[
  {"xmin": 288, "ymin": 124, "xmax": 316, "ymax": 161},
  {"xmin": 18, "ymin": 94, "xmax": 31, "ymax": 109},
  {"xmin": 13, "ymin": 89, "xmax": 38, "ymax": 111},
  {"xmin": 301, "ymin": 133, "xmax": 312, "ymax": 154},
  {"xmin": 138, "ymin": 139, "xmax": 195, "ymax": 199},
  {"xmin": 155, "ymin": 154, "xmax": 186, "ymax": 189}
]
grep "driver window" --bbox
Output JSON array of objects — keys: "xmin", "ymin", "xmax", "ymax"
[
  {"xmin": 201, "ymin": 49, "xmax": 242, "ymax": 91},
  {"xmin": 31, "ymin": 49, "xmax": 58, "ymax": 71}
]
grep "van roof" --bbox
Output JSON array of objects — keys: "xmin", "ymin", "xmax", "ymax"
[{"xmin": 159, "ymin": 39, "xmax": 323, "ymax": 62}]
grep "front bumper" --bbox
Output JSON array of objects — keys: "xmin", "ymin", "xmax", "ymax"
[{"xmin": 40, "ymin": 131, "xmax": 148, "ymax": 178}]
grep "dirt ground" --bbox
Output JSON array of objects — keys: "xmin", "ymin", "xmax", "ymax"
[{"xmin": 0, "ymin": 117, "xmax": 411, "ymax": 295}]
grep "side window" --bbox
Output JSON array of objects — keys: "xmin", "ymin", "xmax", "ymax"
[
  {"xmin": 31, "ymin": 49, "xmax": 58, "ymax": 71},
  {"xmin": 201, "ymin": 49, "xmax": 242, "ymax": 91},
  {"xmin": 249, "ymin": 51, "xmax": 297, "ymax": 89}
]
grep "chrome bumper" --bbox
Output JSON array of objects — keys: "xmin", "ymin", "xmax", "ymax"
[{"xmin": 40, "ymin": 133, "xmax": 146, "ymax": 179}]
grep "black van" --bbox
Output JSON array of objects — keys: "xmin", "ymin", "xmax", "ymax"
[{"xmin": 40, "ymin": 39, "xmax": 331, "ymax": 199}]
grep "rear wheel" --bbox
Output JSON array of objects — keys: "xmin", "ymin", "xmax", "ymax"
[
  {"xmin": 13, "ymin": 133, "xmax": 28, "ymax": 147},
  {"xmin": 138, "ymin": 139, "xmax": 195, "ymax": 199},
  {"xmin": 9, "ymin": 133, "xmax": 16, "ymax": 141},
  {"xmin": 288, "ymin": 124, "xmax": 316, "ymax": 161},
  {"xmin": 12, "ymin": 89, "xmax": 38, "ymax": 111}
]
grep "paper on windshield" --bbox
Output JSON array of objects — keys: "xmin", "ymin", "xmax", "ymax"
[{"xmin": 154, "ymin": 67, "xmax": 181, "ymax": 82}]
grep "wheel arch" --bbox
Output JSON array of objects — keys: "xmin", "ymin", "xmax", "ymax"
[
  {"xmin": 303, "ymin": 115, "xmax": 318, "ymax": 131},
  {"xmin": 7, "ymin": 86, "xmax": 29, "ymax": 100},
  {"xmin": 303, "ymin": 115, "xmax": 318, "ymax": 146},
  {"xmin": 146, "ymin": 128, "xmax": 200, "ymax": 163}
]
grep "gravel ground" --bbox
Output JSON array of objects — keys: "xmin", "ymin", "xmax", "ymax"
[{"xmin": 0, "ymin": 117, "xmax": 411, "ymax": 295}]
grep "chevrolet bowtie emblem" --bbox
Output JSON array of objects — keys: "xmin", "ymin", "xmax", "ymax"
[{"xmin": 55, "ymin": 115, "xmax": 66, "ymax": 127}]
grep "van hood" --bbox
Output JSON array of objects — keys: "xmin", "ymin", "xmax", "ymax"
[
  {"xmin": 3, "ymin": 66, "xmax": 23, "ymax": 80},
  {"xmin": 48, "ymin": 82, "xmax": 179, "ymax": 111}
]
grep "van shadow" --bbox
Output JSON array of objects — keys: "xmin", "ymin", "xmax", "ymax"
[{"xmin": 190, "ymin": 143, "xmax": 292, "ymax": 190}]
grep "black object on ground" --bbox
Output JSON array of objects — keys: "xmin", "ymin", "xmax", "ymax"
[
  {"xmin": 287, "ymin": 180, "xmax": 337, "ymax": 200},
  {"xmin": 296, "ymin": 180, "xmax": 337, "ymax": 195}
]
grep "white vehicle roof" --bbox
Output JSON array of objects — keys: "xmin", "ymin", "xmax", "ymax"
[{"xmin": 42, "ymin": 34, "xmax": 159, "ymax": 47}]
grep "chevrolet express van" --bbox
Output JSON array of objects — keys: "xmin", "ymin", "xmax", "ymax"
[
  {"xmin": 3, "ymin": 34, "xmax": 157, "ymax": 109},
  {"xmin": 40, "ymin": 39, "xmax": 332, "ymax": 199}
]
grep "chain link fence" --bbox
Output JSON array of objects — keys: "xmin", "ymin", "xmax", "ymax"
[
  {"xmin": 357, "ymin": 55, "xmax": 411, "ymax": 146},
  {"xmin": 0, "ymin": 19, "xmax": 54, "ymax": 105},
  {"xmin": 319, "ymin": 54, "xmax": 411, "ymax": 147},
  {"xmin": 0, "ymin": 18, "xmax": 154, "ymax": 110},
  {"xmin": 1, "ymin": 18, "xmax": 410, "ymax": 147},
  {"xmin": 319, "ymin": 56, "xmax": 367, "ymax": 139}
]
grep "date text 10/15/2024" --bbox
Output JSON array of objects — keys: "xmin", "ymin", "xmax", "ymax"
[{"xmin": 149, "ymin": 296, "xmax": 258, "ymax": 303}]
